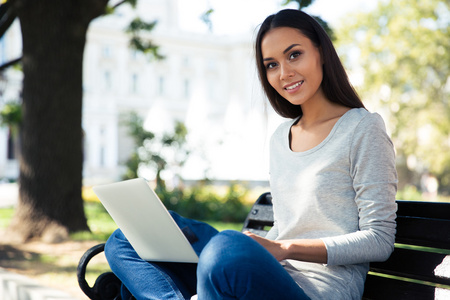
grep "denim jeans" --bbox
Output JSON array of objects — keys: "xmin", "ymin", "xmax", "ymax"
[{"xmin": 105, "ymin": 211, "xmax": 310, "ymax": 300}]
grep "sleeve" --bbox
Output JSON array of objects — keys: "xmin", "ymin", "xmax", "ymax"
[{"xmin": 322, "ymin": 113, "xmax": 398, "ymax": 266}]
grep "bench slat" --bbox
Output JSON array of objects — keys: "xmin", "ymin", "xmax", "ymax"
[
  {"xmin": 363, "ymin": 200, "xmax": 450, "ymax": 299},
  {"xmin": 397, "ymin": 200, "xmax": 450, "ymax": 220},
  {"xmin": 241, "ymin": 192, "xmax": 273, "ymax": 236},
  {"xmin": 245, "ymin": 204, "xmax": 274, "ymax": 222},
  {"xmin": 369, "ymin": 248, "xmax": 450, "ymax": 285},
  {"xmin": 363, "ymin": 274, "xmax": 436, "ymax": 300},
  {"xmin": 396, "ymin": 216, "xmax": 450, "ymax": 249}
]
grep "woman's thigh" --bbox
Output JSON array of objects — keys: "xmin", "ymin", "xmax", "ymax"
[{"xmin": 197, "ymin": 230, "xmax": 310, "ymax": 300}]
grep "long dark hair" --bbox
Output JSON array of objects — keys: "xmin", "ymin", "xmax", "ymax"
[{"xmin": 255, "ymin": 9, "xmax": 364, "ymax": 119}]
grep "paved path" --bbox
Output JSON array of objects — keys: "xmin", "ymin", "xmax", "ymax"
[
  {"xmin": 1, "ymin": 184, "xmax": 84, "ymax": 299},
  {"xmin": 0, "ymin": 268, "xmax": 81, "ymax": 300},
  {"xmin": 0, "ymin": 183, "xmax": 18, "ymax": 208}
]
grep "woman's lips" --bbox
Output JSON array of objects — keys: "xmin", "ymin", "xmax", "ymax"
[{"xmin": 284, "ymin": 80, "xmax": 304, "ymax": 93}]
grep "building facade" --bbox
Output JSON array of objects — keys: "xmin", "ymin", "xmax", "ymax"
[{"xmin": 0, "ymin": 0, "xmax": 282, "ymax": 185}]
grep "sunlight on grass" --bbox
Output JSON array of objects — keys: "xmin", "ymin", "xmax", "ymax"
[
  {"xmin": 0, "ymin": 197, "xmax": 245, "ymax": 299},
  {"xmin": 0, "ymin": 206, "xmax": 14, "ymax": 229},
  {"xmin": 40, "ymin": 254, "xmax": 58, "ymax": 264},
  {"xmin": 71, "ymin": 201, "xmax": 244, "ymax": 242},
  {"xmin": 1, "ymin": 201, "xmax": 244, "ymax": 241},
  {"xmin": 71, "ymin": 202, "xmax": 118, "ymax": 241},
  {"xmin": 203, "ymin": 220, "xmax": 243, "ymax": 232}
]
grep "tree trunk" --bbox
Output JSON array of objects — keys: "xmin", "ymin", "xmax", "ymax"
[{"xmin": 6, "ymin": 0, "xmax": 108, "ymax": 243}]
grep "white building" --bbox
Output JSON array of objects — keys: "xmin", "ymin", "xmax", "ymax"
[
  {"xmin": 0, "ymin": 18, "xmax": 22, "ymax": 181},
  {"xmin": 0, "ymin": 0, "xmax": 284, "ymax": 186}
]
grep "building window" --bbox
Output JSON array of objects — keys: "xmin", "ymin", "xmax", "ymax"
[
  {"xmin": 131, "ymin": 73, "xmax": 138, "ymax": 93},
  {"xmin": 6, "ymin": 129, "xmax": 15, "ymax": 160},
  {"xmin": 102, "ymin": 46, "xmax": 112, "ymax": 58},
  {"xmin": 207, "ymin": 59, "xmax": 216, "ymax": 71},
  {"xmin": 82, "ymin": 129, "xmax": 87, "ymax": 162},
  {"xmin": 183, "ymin": 56, "xmax": 190, "ymax": 67},
  {"xmin": 104, "ymin": 71, "xmax": 112, "ymax": 90},
  {"xmin": 159, "ymin": 76, "xmax": 165, "ymax": 96},
  {"xmin": 130, "ymin": 50, "xmax": 138, "ymax": 60},
  {"xmin": 207, "ymin": 78, "xmax": 215, "ymax": 100},
  {"xmin": 99, "ymin": 126, "xmax": 106, "ymax": 167},
  {"xmin": 100, "ymin": 146, "xmax": 105, "ymax": 167},
  {"xmin": 184, "ymin": 79, "xmax": 190, "ymax": 98}
]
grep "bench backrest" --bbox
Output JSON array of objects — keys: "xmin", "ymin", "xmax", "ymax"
[
  {"xmin": 241, "ymin": 193, "xmax": 450, "ymax": 299},
  {"xmin": 363, "ymin": 200, "xmax": 450, "ymax": 299},
  {"xmin": 242, "ymin": 192, "xmax": 273, "ymax": 236}
]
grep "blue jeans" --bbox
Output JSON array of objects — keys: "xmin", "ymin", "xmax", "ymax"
[{"xmin": 105, "ymin": 211, "xmax": 310, "ymax": 300}]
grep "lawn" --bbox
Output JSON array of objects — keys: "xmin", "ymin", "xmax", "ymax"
[
  {"xmin": 72, "ymin": 201, "xmax": 243, "ymax": 240},
  {"xmin": 0, "ymin": 202, "xmax": 244, "ymax": 239},
  {"xmin": 0, "ymin": 202, "xmax": 243, "ymax": 299}
]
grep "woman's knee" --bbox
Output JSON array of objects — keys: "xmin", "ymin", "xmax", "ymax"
[
  {"xmin": 198, "ymin": 230, "xmax": 257, "ymax": 273},
  {"xmin": 104, "ymin": 228, "xmax": 128, "ymax": 261},
  {"xmin": 197, "ymin": 230, "xmax": 281, "ymax": 298}
]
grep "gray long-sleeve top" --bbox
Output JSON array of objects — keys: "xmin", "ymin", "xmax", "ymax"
[{"xmin": 267, "ymin": 108, "xmax": 398, "ymax": 299}]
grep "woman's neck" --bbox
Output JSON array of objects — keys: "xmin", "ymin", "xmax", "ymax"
[{"xmin": 299, "ymin": 99, "xmax": 349, "ymax": 129}]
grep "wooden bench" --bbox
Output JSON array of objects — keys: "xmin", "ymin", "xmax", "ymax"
[{"xmin": 77, "ymin": 192, "xmax": 450, "ymax": 299}]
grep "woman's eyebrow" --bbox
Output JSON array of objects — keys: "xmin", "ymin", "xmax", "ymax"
[
  {"xmin": 263, "ymin": 43, "xmax": 302, "ymax": 61},
  {"xmin": 283, "ymin": 44, "xmax": 301, "ymax": 54}
]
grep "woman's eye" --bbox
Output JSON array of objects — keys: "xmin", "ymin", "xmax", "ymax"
[
  {"xmin": 289, "ymin": 51, "xmax": 302, "ymax": 60},
  {"xmin": 266, "ymin": 62, "xmax": 277, "ymax": 70}
]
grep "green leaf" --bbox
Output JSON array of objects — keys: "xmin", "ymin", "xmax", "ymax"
[
  {"xmin": 336, "ymin": 0, "xmax": 450, "ymax": 188},
  {"xmin": 282, "ymin": 0, "xmax": 315, "ymax": 9},
  {"xmin": 0, "ymin": 101, "xmax": 21, "ymax": 128}
]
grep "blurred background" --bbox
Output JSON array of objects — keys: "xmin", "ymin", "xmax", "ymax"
[
  {"xmin": 1, "ymin": 0, "xmax": 447, "ymax": 200},
  {"xmin": 0, "ymin": 0, "xmax": 448, "ymax": 298}
]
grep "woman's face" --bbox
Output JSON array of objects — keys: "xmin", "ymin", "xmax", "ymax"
[{"xmin": 261, "ymin": 27, "xmax": 325, "ymax": 107}]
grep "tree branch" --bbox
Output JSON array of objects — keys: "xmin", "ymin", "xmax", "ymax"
[{"xmin": 0, "ymin": 57, "xmax": 21, "ymax": 71}]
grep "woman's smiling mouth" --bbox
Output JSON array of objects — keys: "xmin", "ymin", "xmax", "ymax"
[{"xmin": 284, "ymin": 80, "xmax": 304, "ymax": 92}]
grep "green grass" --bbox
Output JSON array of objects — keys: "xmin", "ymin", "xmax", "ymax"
[
  {"xmin": 70, "ymin": 201, "xmax": 243, "ymax": 241},
  {"xmin": 0, "ymin": 206, "xmax": 14, "ymax": 229},
  {"xmin": 0, "ymin": 201, "xmax": 243, "ymax": 298},
  {"xmin": 71, "ymin": 202, "xmax": 119, "ymax": 241},
  {"xmin": 201, "ymin": 220, "xmax": 243, "ymax": 232},
  {"xmin": 0, "ymin": 202, "xmax": 243, "ymax": 241}
]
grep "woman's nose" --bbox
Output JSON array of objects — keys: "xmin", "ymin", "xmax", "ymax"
[{"xmin": 280, "ymin": 63, "xmax": 295, "ymax": 80}]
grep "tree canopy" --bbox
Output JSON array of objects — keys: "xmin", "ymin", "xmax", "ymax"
[{"xmin": 337, "ymin": 0, "xmax": 450, "ymax": 191}]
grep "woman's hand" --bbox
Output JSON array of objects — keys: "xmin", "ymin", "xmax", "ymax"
[
  {"xmin": 244, "ymin": 231, "xmax": 328, "ymax": 264},
  {"xmin": 243, "ymin": 231, "xmax": 289, "ymax": 261}
]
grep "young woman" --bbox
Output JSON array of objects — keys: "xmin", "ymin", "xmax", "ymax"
[{"xmin": 105, "ymin": 9, "xmax": 397, "ymax": 300}]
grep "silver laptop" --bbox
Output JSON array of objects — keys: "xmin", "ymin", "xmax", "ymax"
[{"xmin": 93, "ymin": 178, "xmax": 199, "ymax": 263}]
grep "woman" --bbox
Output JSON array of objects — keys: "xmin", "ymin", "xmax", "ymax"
[{"xmin": 105, "ymin": 9, "xmax": 397, "ymax": 300}]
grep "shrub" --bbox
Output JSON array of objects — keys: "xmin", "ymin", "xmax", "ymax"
[{"xmin": 158, "ymin": 183, "xmax": 251, "ymax": 223}]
